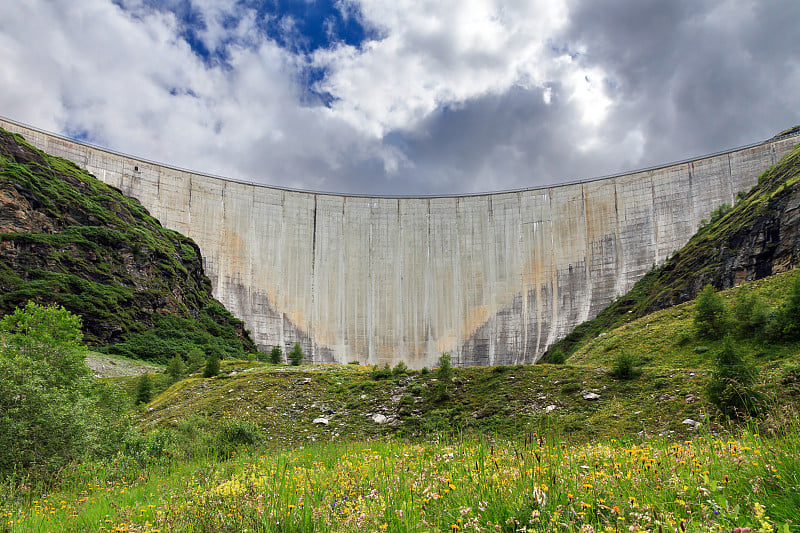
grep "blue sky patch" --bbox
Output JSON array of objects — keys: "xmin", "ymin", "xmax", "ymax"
[{"xmin": 120, "ymin": 0, "xmax": 375, "ymax": 105}]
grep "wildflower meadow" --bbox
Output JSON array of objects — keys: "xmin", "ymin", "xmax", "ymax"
[{"xmin": 3, "ymin": 423, "xmax": 797, "ymax": 532}]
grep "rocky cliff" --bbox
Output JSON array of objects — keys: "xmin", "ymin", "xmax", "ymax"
[
  {"xmin": 548, "ymin": 129, "xmax": 800, "ymax": 359},
  {"xmin": 0, "ymin": 128, "xmax": 255, "ymax": 359}
]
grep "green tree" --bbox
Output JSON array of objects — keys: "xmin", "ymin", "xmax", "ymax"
[
  {"xmin": 706, "ymin": 335, "xmax": 760, "ymax": 418},
  {"xmin": 694, "ymin": 284, "xmax": 728, "ymax": 339},
  {"xmin": 437, "ymin": 352, "xmax": 453, "ymax": 382},
  {"xmin": 288, "ymin": 343, "xmax": 304, "ymax": 366},
  {"xmin": 186, "ymin": 348, "xmax": 205, "ymax": 371},
  {"xmin": 0, "ymin": 302, "xmax": 92, "ymax": 476},
  {"xmin": 545, "ymin": 347, "xmax": 566, "ymax": 364},
  {"xmin": 610, "ymin": 349, "xmax": 640, "ymax": 380},
  {"xmin": 166, "ymin": 355, "xmax": 187, "ymax": 383},
  {"xmin": 431, "ymin": 352, "xmax": 453, "ymax": 402},
  {"xmin": 204, "ymin": 350, "xmax": 220, "ymax": 378},
  {"xmin": 392, "ymin": 361, "xmax": 408, "ymax": 376},
  {"xmin": 135, "ymin": 373, "xmax": 153, "ymax": 405},
  {"xmin": 269, "ymin": 345, "xmax": 283, "ymax": 364},
  {"xmin": 731, "ymin": 287, "xmax": 768, "ymax": 339},
  {"xmin": 775, "ymin": 274, "xmax": 800, "ymax": 340}
]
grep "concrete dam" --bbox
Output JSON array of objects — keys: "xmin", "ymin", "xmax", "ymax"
[{"xmin": 2, "ymin": 117, "xmax": 798, "ymax": 368}]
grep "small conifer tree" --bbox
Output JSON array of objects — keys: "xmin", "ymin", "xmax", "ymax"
[
  {"xmin": 186, "ymin": 348, "xmax": 205, "ymax": 371},
  {"xmin": 288, "ymin": 343, "xmax": 304, "ymax": 366},
  {"xmin": 166, "ymin": 355, "xmax": 187, "ymax": 383},
  {"xmin": 204, "ymin": 352, "xmax": 220, "ymax": 378},
  {"xmin": 269, "ymin": 345, "xmax": 283, "ymax": 364},
  {"xmin": 135, "ymin": 373, "xmax": 152, "ymax": 405},
  {"xmin": 694, "ymin": 284, "xmax": 728, "ymax": 339},
  {"xmin": 707, "ymin": 335, "xmax": 759, "ymax": 418}
]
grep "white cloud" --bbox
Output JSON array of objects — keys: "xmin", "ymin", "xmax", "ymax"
[
  {"xmin": 314, "ymin": 0, "xmax": 574, "ymax": 138},
  {"xmin": 0, "ymin": 0, "xmax": 797, "ymax": 195}
]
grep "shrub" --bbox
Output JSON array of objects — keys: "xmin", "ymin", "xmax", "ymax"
[
  {"xmin": 204, "ymin": 352, "xmax": 220, "ymax": 378},
  {"xmin": 706, "ymin": 335, "xmax": 760, "ymax": 418},
  {"xmin": 393, "ymin": 361, "xmax": 408, "ymax": 376},
  {"xmin": 186, "ymin": 348, "xmax": 205, "ymax": 371},
  {"xmin": 431, "ymin": 353, "xmax": 453, "ymax": 403},
  {"xmin": 215, "ymin": 418, "xmax": 264, "ymax": 459},
  {"xmin": 694, "ymin": 284, "xmax": 728, "ymax": 339},
  {"xmin": 288, "ymin": 343, "xmax": 304, "ymax": 365},
  {"xmin": 437, "ymin": 353, "xmax": 453, "ymax": 383},
  {"xmin": 371, "ymin": 364, "xmax": 392, "ymax": 380},
  {"xmin": 269, "ymin": 345, "xmax": 283, "ymax": 364},
  {"xmin": 731, "ymin": 287, "xmax": 768, "ymax": 339},
  {"xmin": 166, "ymin": 355, "xmax": 187, "ymax": 383},
  {"xmin": 545, "ymin": 347, "xmax": 566, "ymax": 364},
  {"xmin": 135, "ymin": 374, "xmax": 153, "ymax": 405},
  {"xmin": 0, "ymin": 302, "xmax": 93, "ymax": 478},
  {"xmin": 609, "ymin": 350, "xmax": 640, "ymax": 380},
  {"xmin": 769, "ymin": 274, "xmax": 800, "ymax": 341}
]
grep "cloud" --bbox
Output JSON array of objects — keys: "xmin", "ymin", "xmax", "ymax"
[{"xmin": 0, "ymin": 0, "xmax": 798, "ymax": 196}]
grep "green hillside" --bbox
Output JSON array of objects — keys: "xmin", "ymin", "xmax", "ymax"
[
  {"xmin": 0, "ymin": 128, "xmax": 256, "ymax": 362},
  {"xmin": 569, "ymin": 269, "xmax": 800, "ymax": 370},
  {"xmin": 547, "ymin": 132, "xmax": 800, "ymax": 360}
]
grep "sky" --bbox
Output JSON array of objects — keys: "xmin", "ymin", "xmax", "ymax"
[{"xmin": 1, "ymin": 0, "xmax": 798, "ymax": 196}]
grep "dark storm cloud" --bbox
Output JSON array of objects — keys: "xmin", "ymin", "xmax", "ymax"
[{"xmin": 556, "ymin": 0, "xmax": 800, "ymax": 164}]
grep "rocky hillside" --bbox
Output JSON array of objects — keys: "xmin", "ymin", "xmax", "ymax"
[
  {"xmin": 547, "ymin": 129, "xmax": 800, "ymax": 359},
  {"xmin": 0, "ymin": 128, "xmax": 256, "ymax": 360}
]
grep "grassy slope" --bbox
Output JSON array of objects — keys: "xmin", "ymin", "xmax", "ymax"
[
  {"xmin": 0, "ymin": 128, "xmax": 256, "ymax": 360},
  {"xmin": 135, "ymin": 360, "xmax": 717, "ymax": 446},
  {"xmin": 547, "ymin": 135, "xmax": 800, "ymax": 360},
  {"xmin": 569, "ymin": 269, "xmax": 800, "ymax": 369}
]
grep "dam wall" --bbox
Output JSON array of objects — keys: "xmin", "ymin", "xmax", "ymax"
[{"xmin": 2, "ymin": 117, "xmax": 797, "ymax": 367}]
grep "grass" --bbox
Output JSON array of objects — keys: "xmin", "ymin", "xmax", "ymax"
[
  {"xmin": 3, "ymin": 419, "xmax": 798, "ymax": 532},
  {"xmin": 568, "ymin": 270, "xmax": 800, "ymax": 373},
  {"xmin": 132, "ymin": 360, "xmax": 711, "ymax": 446},
  {"xmin": 86, "ymin": 352, "xmax": 163, "ymax": 378}
]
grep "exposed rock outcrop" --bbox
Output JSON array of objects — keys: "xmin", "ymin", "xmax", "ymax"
[{"xmin": 0, "ymin": 128, "xmax": 255, "ymax": 353}]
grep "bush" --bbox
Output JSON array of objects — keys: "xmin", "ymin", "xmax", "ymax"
[
  {"xmin": 769, "ymin": 274, "xmax": 800, "ymax": 341},
  {"xmin": 437, "ymin": 353, "xmax": 453, "ymax": 383},
  {"xmin": 545, "ymin": 347, "xmax": 566, "ymax": 364},
  {"xmin": 694, "ymin": 284, "xmax": 728, "ymax": 339},
  {"xmin": 707, "ymin": 335, "xmax": 760, "ymax": 418},
  {"xmin": 431, "ymin": 353, "xmax": 453, "ymax": 403},
  {"xmin": 135, "ymin": 374, "xmax": 153, "ymax": 405},
  {"xmin": 0, "ymin": 302, "xmax": 93, "ymax": 478},
  {"xmin": 166, "ymin": 355, "xmax": 187, "ymax": 383},
  {"xmin": 288, "ymin": 343, "xmax": 304, "ymax": 366},
  {"xmin": 186, "ymin": 348, "xmax": 205, "ymax": 371},
  {"xmin": 371, "ymin": 364, "xmax": 392, "ymax": 380},
  {"xmin": 215, "ymin": 418, "xmax": 264, "ymax": 459},
  {"xmin": 609, "ymin": 350, "xmax": 640, "ymax": 380},
  {"xmin": 268, "ymin": 345, "xmax": 283, "ymax": 364},
  {"xmin": 731, "ymin": 288, "xmax": 768, "ymax": 339},
  {"xmin": 393, "ymin": 361, "xmax": 408, "ymax": 376},
  {"xmin": 204, "ymin": 351, "xmax": 220, "ymax": 378}
]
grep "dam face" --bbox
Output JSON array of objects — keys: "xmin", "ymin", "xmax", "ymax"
[{"xmin": 2, "ymin": 117, "xmax": 797, "ymax": 368}]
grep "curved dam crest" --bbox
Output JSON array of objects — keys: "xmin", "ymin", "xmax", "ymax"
[{"xmin": 2, "ymin": 117, "xmax": 797, "ymax": 368}]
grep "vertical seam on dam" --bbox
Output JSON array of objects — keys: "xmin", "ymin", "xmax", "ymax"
[{"xmin": 650, "ymin": 172, "xmax": 658, "ymax": 256}]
